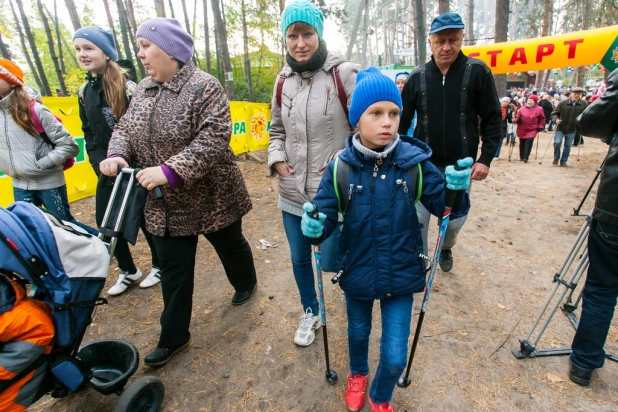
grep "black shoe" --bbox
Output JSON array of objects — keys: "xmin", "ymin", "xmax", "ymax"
[
  {"xmin": 523, "ymin": 159, "xmax": 528, "ymax": 163},
  {"xmin": 231, "ymin": 283, "xmax": 257, "ymax": 305},
  {"xmin": 144, "ymin": 341, "xmax": 189, "ymax": 367},
  {"xmin": 439, "ymin": 249, "xmax": 453, "ymax": 272},
  {"xmin": 569, "ymin": 358, "xmax": 593, "ymax": 386},
  {"xmin": 560, "ymin": 162, "xmax": 567, "ymax": 167},
  {"xmin": 552, "ymin": 159, "xmax": 559, "ymax": 165}
]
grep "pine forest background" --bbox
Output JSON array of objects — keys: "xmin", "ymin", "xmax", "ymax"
[{"xmin": 0, "ymin": 0, "xmax": 617, "ymax": 102}]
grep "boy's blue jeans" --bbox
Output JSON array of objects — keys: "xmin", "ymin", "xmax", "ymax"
[
  {"xmin": 345, "ymin": 293, "xmax": 413, "ymax": 404},
  {"xmin": 281, "ymin": 211, "xmax": 340, "ymax": 315},
  {"xmin": 13, "ymin": 185, "xmax": 99, "ymax": 236},
  {"xmin": 571, "ymin": 219, "xmax": 618, "ymax": 371}
]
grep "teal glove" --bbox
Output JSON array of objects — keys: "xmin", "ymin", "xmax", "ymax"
[
  {"xmin": 445, "ymin": 157, "xmax": 474, "ymax": 190},
  {"xmin": 301, "ymin": 202, "xmax": 326, "ymax": 238}
]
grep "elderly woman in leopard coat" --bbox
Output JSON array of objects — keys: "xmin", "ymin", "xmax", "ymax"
[{"xmin": 100, "ymin": 18, "xmax": 257, "ymax": 367}]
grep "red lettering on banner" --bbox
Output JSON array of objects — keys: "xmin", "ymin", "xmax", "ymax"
[
  {"xmin": 468, "ymin": 52, "xmax": 480, "ymax": 58},
  {"xmin": 487, "ymin": 49, "xmax": 502, "ymax": 67},
  {"xmin": 564, "ymin": 39, "xmax": 584, "ymax": 59},
  {"xmin": 509, "ymin": 47, "xmax": 528, "ymax": 65},
  {"xmin": 536, "ymin": 44, "xmax": 555, "ymax": 62}
]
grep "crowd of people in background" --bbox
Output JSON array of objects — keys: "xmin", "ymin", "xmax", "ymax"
[{"xmin": 0, "ymin": 2, "xmax": 615, "ymax": 411}]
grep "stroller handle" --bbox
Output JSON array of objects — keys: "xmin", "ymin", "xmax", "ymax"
[{"xmin": 116, "ymin": 166, "xmax": 164, "ymax": 199}]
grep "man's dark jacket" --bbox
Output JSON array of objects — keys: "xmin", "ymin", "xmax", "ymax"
[
  {"xmin": 577, "ymin": 69, "xmax": 618, "ymax": 226},
  {"xmin": 551, "ymin": 97, "xmax": 587, "ymax": 134},
  {"xmin": 538, "ymin": 98, "xmax": 553, "ymax": 125},
  {"xmin": 399, "ymin": 51, "xmax": 501, "ymax": 170}
]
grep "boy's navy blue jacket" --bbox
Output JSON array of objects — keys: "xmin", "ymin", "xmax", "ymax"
[{"xmin": 312, "ymin": 135, "xmax": 470, "ymax": 300}]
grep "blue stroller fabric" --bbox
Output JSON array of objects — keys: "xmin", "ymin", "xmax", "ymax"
[{"xmin": 0, "ymin": 202, "xmax": 109, "ymax": 352}]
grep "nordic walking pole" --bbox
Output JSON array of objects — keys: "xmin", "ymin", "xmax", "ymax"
[
  {"xmin": 398, "ymin": 161, "xmax": 468, "ymax": 388},
  {"xmin": 539, "ymin": 134, "xmax": 554, "ymax": 164},
  {"xmin": 508, "ymin": 139, "xmax": 515, "ymax": 162},
  {"xmin": 307, "ymin": 205, "xmax": 338, "ymax": 385}
]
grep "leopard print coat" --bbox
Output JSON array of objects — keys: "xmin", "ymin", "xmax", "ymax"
[{"xmin": 108, "ymin": 62, "xmax": 252, "ymax": 237}]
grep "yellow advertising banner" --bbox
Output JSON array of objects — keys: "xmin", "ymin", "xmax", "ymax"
[
  {"xmin": 0, "ymin": 99, "xmax": 271, "ymax": 207},
  {"xmin": 461, "ymin": 25, "xmax": 618, "ymax": 75}
]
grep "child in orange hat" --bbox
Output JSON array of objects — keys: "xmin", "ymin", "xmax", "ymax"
[{"xmin": 0, "ymin": 59, "xmax": 96, "ymax": 234}]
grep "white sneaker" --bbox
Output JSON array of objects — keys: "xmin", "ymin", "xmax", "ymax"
[
  {"xmin": 139, "ymin": 267, "xmax": 161, "ymax": 288},
  {"xmin": 294, "ymin": 308, "xmax": 322, "ymax": 346},
  {"xmin": 107, "ymin": 269, "xmax": 142, "ymax": 296}
]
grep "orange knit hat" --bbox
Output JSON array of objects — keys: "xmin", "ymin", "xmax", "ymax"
[{"xmin": 0, "ymin": 59, "xmax": 25, "ymax": 86}]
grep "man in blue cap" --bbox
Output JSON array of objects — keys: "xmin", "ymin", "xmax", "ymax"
[{"xmin": 398, "ymin": 12, "xmax": 501, "ymax": 272}]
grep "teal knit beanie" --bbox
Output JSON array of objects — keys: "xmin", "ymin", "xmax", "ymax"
[
  {"xmin": 349, "ymin": 67, "xmax": 403, "ymax": 127},
  {"xmin": 281, "ymin": 1, "xmax": 324, "ymax": 42}
]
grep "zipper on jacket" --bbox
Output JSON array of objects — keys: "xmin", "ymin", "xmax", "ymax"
[
  {"xmin": 442, "ymin": 74, "xmax": 447, "ymax": 158},
  {"xmin": 324, "ymin": 87, "xmax": 330, "ymax": 115},
  {"xmin": 371, "ymin": 158, "xmax": 383, "ymax": 192}
]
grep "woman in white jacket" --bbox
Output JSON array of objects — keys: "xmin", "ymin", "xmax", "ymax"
[
  {"xmin": 0, "ymin": 59, "xmax": 96, "ymax": 234},
  {"xmin": 268, "ymin": 1, "xmax": 357, "ymax": 347}
]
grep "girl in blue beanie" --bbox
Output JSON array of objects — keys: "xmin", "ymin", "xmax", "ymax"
[{"xmin": 301, "ymin": 67, "xmax": 472, "ymax": 412}]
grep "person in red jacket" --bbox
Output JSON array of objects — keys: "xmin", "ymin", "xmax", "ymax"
[
  {"xmin": 0, "ymin": 273, "xmax": 54, "ymax": 412},
  {"xmin": 515, "ymin": 94, "xmax": 545, "ymax": 162}
]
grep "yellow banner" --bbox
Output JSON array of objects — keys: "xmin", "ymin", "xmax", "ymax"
[
  {"xmin": 0, "ymin": 99, "xmax": 271, "ymax": 207},
  {"xmin": 461, "ymin": 25, "xmax": 618, "ymax": 74}
]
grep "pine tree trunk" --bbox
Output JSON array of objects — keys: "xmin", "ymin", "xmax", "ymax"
[
  {"xmin": 154, "ymin": 0, "xmax": 166, "ymax": 17},
  {"xmin": 180, "ymin": 0, "xmax": 192, "ymax": 35},
  {"xmin": 53, "ymin": 0, "xmax": 66, "ymax": 76},
  {"xmin": 168, "ymin": 0, "xmax": 176, "ymax": 18},
  {"xmin": 203, "ymin": 0, "xmax": 211, "ymax": 73},
  {"xmin": 179, "ymin": 0, "xmax": 197, "ymax": 65},
  {"xmin": 103, "ymin": 0, "xmax": 121, "ymax": 59},
  {"xmin": 64, "ymin": 0, "xmax": 82, "ymax": 31},
  {"xmin": 192, "ymin": 0, "xmax": 201, "ymax": 67},
  {"xmin": 361, "ymin": 0, "xmax": 370, "ymax": 67},
  {"xmin": 439, "ymin": 0, "xmax": 449, "ymax": 14},
  {"xmin": 15, "ymin": 0, "xmax": 52, "ymax": 95},
  {"xmin": 241, "ymin": 0, "xmax": 253, "ymax": 101},
  {"xmin": 466, "ymin": 0, "xmax": 475, "ymax": 45},
  {"xmin": 43, "ymin": 5, "xmax": 79, "ymax": 72},
  {"xmin": 408, "ymin": 0, "xmax": 416, "ymax": 66},
  {"xmin": 535, "ymin": 0, "xmax": 552, "ymax": 89},
  {"xmin": 576, "ymin": 0, "xmax": 590, "ymax": 87},
  {"xmin": 124, "ymin": 0, "xmax": 147, "ymax": 78},
  {"xmin": 116, "ymin": 0, "xmax": 133, "ymax": 61},
  {"xmin": 36, "ymin": 0, "xmax": 67, "ymax": 96},
  {"xmin": 346, "ymin": 1, "xmax": 365, "ymax": 60},
  {"xmin": 382, "ymin": 1, "xmax": 388, "ymax": 65},
  {"xmin": 493, "ymin": 0, "xmax": 509, "ymax": 97},
  {"xmin": 210, "ymin": 0, "xmax": 235, "ymax": 99},
  {"xmin": 9, "ymin": 0, "xmax": 43, "ymax": 90},
  {"xmin": 415, "ymin": 0, "xmax": 426, "ymax": 64},
  {"xmin": 0, "ymin": 33, "xmax": 11, "ymax": 59}
]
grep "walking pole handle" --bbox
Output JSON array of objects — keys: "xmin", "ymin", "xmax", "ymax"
[
  {"xmin": 307, "ymin": 205, "xmax": 321, "ymax": 246},
  {"xmin": 445, "ymin": 162, "xmax": 465, "ymax": 208}
]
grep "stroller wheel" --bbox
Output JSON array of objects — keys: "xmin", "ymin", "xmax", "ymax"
[{"xmin": 114, "ymin": 376, "xmax": 164, "ymax": 412}]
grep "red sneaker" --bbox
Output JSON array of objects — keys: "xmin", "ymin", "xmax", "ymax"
[
  {"xmin": 345, "ymin": 373, "xmax": 368, "ymax": 411},
  {"xmin": 368, "ymin": 396, "xmax": 395, "ymax": 412}
]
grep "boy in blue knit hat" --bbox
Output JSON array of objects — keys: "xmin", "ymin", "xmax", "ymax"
[{"xmin": 301, "ymin": 67, "xmax": 472, "ymax": 412}]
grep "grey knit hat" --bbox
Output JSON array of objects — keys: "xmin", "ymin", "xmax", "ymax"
[{"xmin": 136, "ymin": 18, "xmax": 194, "ymax": 63}]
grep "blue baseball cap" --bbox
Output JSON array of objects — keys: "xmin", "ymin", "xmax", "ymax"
[{"xmin": 429, "ymin": 12, "xmax": 465, "ymax": 34}]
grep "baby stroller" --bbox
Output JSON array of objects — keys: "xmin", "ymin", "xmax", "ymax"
[{"xmin": 0, "ymin": 169, "xmax": 164, "ymax": 412}]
